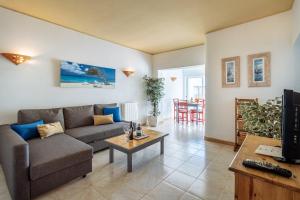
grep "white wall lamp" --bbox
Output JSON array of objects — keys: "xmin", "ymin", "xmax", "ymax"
[
  {"xmin": 122, "ymin": 67, "xmax": 135, "ymax": 77},
  {"xmin": 1, "ymin": 53, "xmax": 31, "ymax": 65},
  {"xmin": 170, "ymin": 76, "xmax": 177, "ymax": 82}
]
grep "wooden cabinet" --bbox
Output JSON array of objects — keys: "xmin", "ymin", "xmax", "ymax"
[
  {"xmin": 229, "ymin": 135, "xmax": 300, "ymax": 200},
  {"xmin": 234, "ymin": 98, "xmax": 258, "ymax": 151}
]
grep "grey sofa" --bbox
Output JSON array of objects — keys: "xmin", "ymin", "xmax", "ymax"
[{"xmin": 0, "ymin": 104, "xmax": 129, "ymax": 200}]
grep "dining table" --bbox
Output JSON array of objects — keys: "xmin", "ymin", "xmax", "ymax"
[{"xmin": 175, "ymin": 101, "xmax": 203, "ymax": 124}]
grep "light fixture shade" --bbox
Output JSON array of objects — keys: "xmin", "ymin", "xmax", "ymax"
[
  {"xmin": 122, "ymin": 67, "xmax": 135, "ymax": 77},
  {"xmin": 1, "ymin": 53, "xmax": 31, "ymax": 65},
  {"xmin": 170, "ymin": 76, "xmax": 177, "ymax": 81}
]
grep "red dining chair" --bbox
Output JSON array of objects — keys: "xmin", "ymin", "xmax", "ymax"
[
  {"xmin": 190, "ymin": 99, "xmax": 205, "ymax": 123},
  {"xmin": 173, "ymin": 98, "xmax": 179, "ymax": 120},
  {"xmin": 177, "ymin": 100, "xmax": 189, "ymax": 122}
]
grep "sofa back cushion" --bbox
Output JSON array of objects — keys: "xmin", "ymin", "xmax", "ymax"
[
  {"xmin": 94, "ymin": 103, "xmax": 117, "ymax": 115},
  {"xmin": 18, "ymin": 108, "xmax": 65, "ymax": 129},
  {"xmin": 63, "ymin": 105, "xmax": 94, "ymax": 129}
]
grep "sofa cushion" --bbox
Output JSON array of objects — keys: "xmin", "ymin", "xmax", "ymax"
[
  {"xmin": 94, "ymin": 103, "xmax": 117, "ymax": 115},
  {"xmin": 93, "ymin": 115, "xmax": 114, "ymax": 125},
  {"xmin": 103, "ymin": 107, "xmax": 122, "ymax": 122},
  {"xmin": 65, "ymin": 122, "xmax": 129, "ymax": 143},
  {"xmin": 18, "ymin": 108, "xmax": 65, "ymax": 129},
  {"xmin": 11, "ymin": 120, "xmax": 44, "ymax": 140},
  {"xmin": 37, "ymin": 122, "xmax": 64, "ymax": 139},
  {"xmin": 63, "ymin": 105, "xmax": 94, "ymax": 129},
  {"xmin": 28, "ymin": 134, "xmax": 93, "ymax": 181}
]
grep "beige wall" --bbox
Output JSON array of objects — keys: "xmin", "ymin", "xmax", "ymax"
[{"xmin": 205, "ymin": 11, "xmax": 294, "ymax": 142}]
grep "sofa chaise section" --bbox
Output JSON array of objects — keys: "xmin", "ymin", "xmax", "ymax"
[
  {"xmin": 0, "ymin": 124, "xmax": 93, "ymax": 200},
  {"xmin": 28, "ymin": 134, "xmax": 92, "ymax": 198}
]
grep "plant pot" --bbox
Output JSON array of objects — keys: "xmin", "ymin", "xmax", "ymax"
[{"xmin": 148, "ymin": 116, "xmax": 158, "ymax": 127}]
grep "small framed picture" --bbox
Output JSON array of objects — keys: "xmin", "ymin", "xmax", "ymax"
[
  {"xmin": 248, "ymin": 52, "xmax": 271, "ymax": 87},
  {"xmin": 222, "ymin": 56, "xmax": 240, "ymax": 88}
]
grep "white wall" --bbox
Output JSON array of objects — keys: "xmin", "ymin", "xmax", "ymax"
[
  {"xmin": 293, "ymin": 1, "xmax": 300, "ymax": 91},
  {"xmin": 153, "ymin": 45, "xmax": 205, "ymax": 74},
  {"xmin": 292, "ymin": 0, "xmax": 300, "ymax": 44},
  {"xmin": 0, "ymin": 8, "xmax": 152, "ymax": 124},
  {"xmin": 158, "ymin": 69, "xmax": 184, "ymax": 119},
  {"xmin": 206, "ymin": 11, "xmax": 294, "ymax": 142},
  {"xmin": 294, "ymin": 38, "xmax": 300, "ymax": 91}
]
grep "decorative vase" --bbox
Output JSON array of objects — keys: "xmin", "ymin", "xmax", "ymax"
[{"xmin": 148, "ymin": 116, "xmax": 158, "ymax": 127}]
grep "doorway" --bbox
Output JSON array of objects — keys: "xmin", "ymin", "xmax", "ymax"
[{"xmin": 158, "ymin": 65, "xmax": 205, "ymax": 120}]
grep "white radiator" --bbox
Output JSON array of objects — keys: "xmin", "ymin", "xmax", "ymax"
[{"xmin": 121, "ymin": 102, "xmax": 138, "ymax": 122}]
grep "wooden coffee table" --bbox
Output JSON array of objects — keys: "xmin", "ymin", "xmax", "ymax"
[{"xmin": 104, "ymin": 129, "xmax": 169, "ymax": 172}]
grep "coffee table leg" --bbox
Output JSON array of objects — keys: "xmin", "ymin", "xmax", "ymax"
[
  {"xmin": 160, "ymin": 138, "xmax": 164, "ymax": 155},
  {"xmin": 127, "ymin": 153, "xmax": 132, "ymax": 172},
  {"xmin": 109, "ymin": 147, "xmax": 114, "ymax": 163}
]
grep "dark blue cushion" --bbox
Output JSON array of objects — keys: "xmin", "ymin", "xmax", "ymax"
[
  {"xmin": 11, "ymin": 120, "xmax": 44, "ymax": 140},
  {"xmin": 103, "ymin": 107, "xmax": 122, "ymax": 122}
]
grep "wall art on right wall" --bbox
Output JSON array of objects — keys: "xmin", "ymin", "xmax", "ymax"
[{"xmin": 248, "ymin": 52, "xmax": 271, "ymax": 87}]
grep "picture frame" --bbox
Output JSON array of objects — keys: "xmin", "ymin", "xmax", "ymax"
[
  {"xmin": 60, "ymin": 60, "xmax": 116, "ymax": 89},
  {"xmin": 222, "ymin": 56, "xmax": 240, "ymax": 88},
  {"xmin": 248, "ymin": 52, "xmax": 271, "ymax": 87}
]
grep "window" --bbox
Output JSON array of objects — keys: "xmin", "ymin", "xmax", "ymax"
[{"xmin": 186, "ymin": 76, "xmax": 205, "ymax": 99}]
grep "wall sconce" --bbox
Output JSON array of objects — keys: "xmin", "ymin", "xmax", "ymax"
[
  {"xmin": 170, "ymin": 76, "xmax": 177, "ymax": 81},
  {"xmin": 122, "ymin": 67, "xmax": 135, "ymax": 77},
  {"xmin": 1, "ymin": 53, "xmax": 32, "ymax": 65}
]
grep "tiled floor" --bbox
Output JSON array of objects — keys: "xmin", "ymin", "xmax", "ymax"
[{"xmin": 0, "ymin": 120, "xmax": 236, "ymax": 200}]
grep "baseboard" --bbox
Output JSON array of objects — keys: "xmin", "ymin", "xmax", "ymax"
[{"xmin": 204, "ymin": 136, "xmax": 235, "ymax": 146}]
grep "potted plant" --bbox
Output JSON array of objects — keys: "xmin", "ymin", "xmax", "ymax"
[
  {"xmin": 143, "ymin": 75, "xmax": 165, "ymax": 127},
  {"xmin": 240, "ymin": 97, "xmax": 282, "ymax": 139}
]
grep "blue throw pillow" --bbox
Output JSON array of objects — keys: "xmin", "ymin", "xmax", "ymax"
[
  {"xmin": 11, "ymin": 120, "xmax": 44, "ymax": 140},
  {"xmin": 103, "ymin": 107, "xmax": 122, "ymax": 122}
]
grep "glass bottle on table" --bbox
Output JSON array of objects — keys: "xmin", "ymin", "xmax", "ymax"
[
  {"xmin": 129, "ymin": 121, "xmax": 134, "ymax": 140},
  {"xmin": 136, "ymin": 123, "xmax": 142, "ymax": 137}
]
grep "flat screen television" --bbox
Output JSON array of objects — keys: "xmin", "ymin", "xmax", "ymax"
[{"xmin": 279, "ymin": 89, "xmax": 300, "ymax": 163}]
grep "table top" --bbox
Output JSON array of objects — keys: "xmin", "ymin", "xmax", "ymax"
[
  {"xmin": 105, "ymin": 129, "xmax": 169, "ymax": 151},
  {"xmin": 229, "ymin": 135, "xmax": 300, "ymax": 192}
]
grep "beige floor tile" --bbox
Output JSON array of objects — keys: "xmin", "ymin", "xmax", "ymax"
[
  {"xmin": 197, "ymin": 167, "xmax": 230, "ymax": 188},
  {"xmin": 187, "ymin": 155, "xmax": 211, "ymax": 166},
  {"xmin": 188, "ymin": 179, "xmax": 223, "ymax": 200},
  {"xmin": 165, "ymin": 171, "xmax": 196, "ymax": 191},
  {"xmin": 146, "ymin": 181, "xmax": 185, "ymax": 200},
  {"xmin": 180, "ymin": 146, "xmax": 200, "ymax": 155},
  {"xmin": 0, "ymin": 181, "xmax": 8, "ymax": 195},
  {"xmin": 92, "ymin": 173, "xmax": 143, "ymax": 200},
  {"xmin": 218, "ymin": 189, "xmax": 234, "ymax": 200},
  {"xmin": 124, "ymin": 162, "xmax": 174, "ymax": 194},
  {"xmin": 140, "ymin": 195, "xmax": 153, "ymax": 200},
  {"xmin": 192, "ymin": 149, "xmax": 219, "ymax": 161},
  {"xmin": 87, "ymin": 162, "xmax": 127, "ymax": 185},
  {"xmin": 177, "ymin": 162, "xmax": 207, "ymax": 178},
  {"xmin": 180, "ymin": 193, "xmax": 203, "ymax": 200},
  {"xmin": 64, "ymin": 187, "xmax": 106, "ymax": 200},
  {"xmin": 169, "ymin": 151, "xmax": 194, "ymax": 161},
  {"xmin": 125, "ymin": 174, "xmax": 162, "ymax": 195},
  {"xmin": 35, "ymin": 193, "xmax": 58, "ymax": 200},
  {"xmin": 0, "ymin": 192, "xmax": 11, "ymax": 200},
  {"xmin": 51, "ymin": 177, "xmax": 92, "ymax": 200},
  {"xmin": 158, "ymin": 155, "xmax": 185, "ymax": 169}
]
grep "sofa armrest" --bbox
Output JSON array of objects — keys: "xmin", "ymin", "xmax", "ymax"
[{"xmin": 0, "ymin": 125, "xmax": 30, "ymax": 200}]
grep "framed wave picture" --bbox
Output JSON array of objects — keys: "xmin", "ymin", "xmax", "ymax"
[
  {"xmin": 248, "ymin": 52, "xmax": 271, "ymax": 87},
  {"xmin": 222, "ymin": 56, "xmax": 240, "ymax": 88},
  {"xmin": 60, "ymin": 61, "xmax": 116, "ymax": 89}
]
